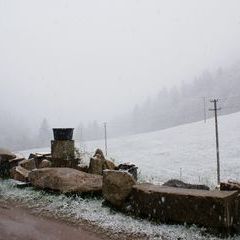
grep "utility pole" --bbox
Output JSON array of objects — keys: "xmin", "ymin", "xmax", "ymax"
[
  {"xmin": 203, "ymin": 97, "xmax": 207, "ymax": 123},
  {"xmin": 104, "ymin": 122, "xmax": 108, "ymax": 156},
  {"xmin": 209, "ymin": 99, "xmax": 221, "ymax": 185}
]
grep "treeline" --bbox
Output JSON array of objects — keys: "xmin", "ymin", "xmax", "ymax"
[
  {"xmin": 0, "ymin": 117, "xmax": 52, "ymax": 151},
  {"xmin": 74, "ymin": 61, "xmax": 240, "ymax": 140},
  {"xmin": 106, "ymin": 62, "xmax": 240, "ymax": 137},
  {"xmin": 1, "ymin": 61, "xmax": 240, "ymax": 150}
]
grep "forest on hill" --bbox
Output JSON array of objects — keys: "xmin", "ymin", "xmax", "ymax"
[{"xmin": 79, "ymin": 61, "xmax": 240, "ymax": 140}]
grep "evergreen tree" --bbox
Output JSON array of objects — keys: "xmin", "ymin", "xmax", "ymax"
[{"xmin": 37, "ymin": 118, "xmax": 51, "ymax": 147}]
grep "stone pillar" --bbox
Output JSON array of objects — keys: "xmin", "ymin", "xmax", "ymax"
[{"xmin": 51, "ymin": 140, "xmax": 78, "ymax": 168}]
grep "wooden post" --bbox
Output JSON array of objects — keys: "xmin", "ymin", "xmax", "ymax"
[
  {"xmin": 203, "ymin": 97, "xmax": 207, "ymax": 123},
  {"xmin": 104, "ymin": 122, "xmax": 108, "ymax": 156},
  {"xmin": 209, "ymin": 99, "xmax": 221, "ymax": 185}
]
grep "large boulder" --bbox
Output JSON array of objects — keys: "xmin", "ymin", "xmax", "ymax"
[
  {"xmin": 220, "ymin": 181, "xmax": 240, "ymax": 192},
  {"xmin": 89, "ymin": 149, "xmax": 116, "ymax": 175},
  {"xmin": 0, "ymin": 148, "xmax": 16, "ymax": 178},
  {"xmin": 102, "ymin": 170, "xmax": 136, "ymax": 208},
  {"xmin": 129, "ymin": 183, "xmax": 238, "ymax": 231},
  {"xmin": 9, "ymin": 156, "xmax": 25, "ymax": 168},
  {"xmin": 19, "ymin": 159, "xmax": 36, "ymax": 171},
  {"xmin": 88, "ymin": 157, "xmax": 104, "ymax": 175},
  {"xmin": 10, "ymin": 166, "xmax": 30, "ymax": 182},
  {"xmin": 28, "ymin": 168, "xmax": 102, "ymax": 194},
  {"xmin": 163, "ymin": 179, "xmax": 210, "ymax": 190},
  {"xmin": 0, "ymin": 148, "xmax": 16, "ymax": 162},
  {"xmin": 117, "ymin": 163, "xmax": 138, "ymax": 181},
  {"xmin": 93, "ymin": 148, "xmax": 105, "ymax": 159}
]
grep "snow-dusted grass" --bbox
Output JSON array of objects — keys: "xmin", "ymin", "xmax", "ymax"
[
  {"xmin": 0, "ymin": 179, "xmax": 232, "ymax": 240},
  {"xmin": 7, "ymin": 112, "xmax": 240, "ymax": 239},
  {"xmin": 82, "ymin": 112, "xmax": 240, "ymax": 187}
]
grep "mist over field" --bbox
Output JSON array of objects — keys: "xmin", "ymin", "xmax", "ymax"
[
  {"xmin": 0, "ymin": 0, "xmax": 240, "ymax": 150},
  {"xmin": 2, "ymin": 2, "xmax": 240, "ymax": 240}
]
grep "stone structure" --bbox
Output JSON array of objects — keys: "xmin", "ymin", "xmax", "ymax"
[
  {"xmin": 51, "ymin": 128, "xmax": 78, "ymax": 168},
  {"xmin": 129, "ymin": 183, "xmax": 238, "ymax": 231}
]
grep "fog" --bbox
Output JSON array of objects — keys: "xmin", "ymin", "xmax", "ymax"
[{"xmin": 0, "ymin": 0, "xmax": 240, "ymax": 149}]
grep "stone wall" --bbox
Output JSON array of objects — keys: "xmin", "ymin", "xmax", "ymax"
[{"xmin": 129, "ymin": 183, "xmax": 238, "ymax": 231}]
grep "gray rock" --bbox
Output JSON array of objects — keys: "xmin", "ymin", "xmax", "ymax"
[
  {"xmin": 28, "ymin": 153, "xmax": 51, "ymax": 168},
  {"xmin": 129, "ymin": 183, "xmax": 238, "ymax": 231},
  {"xmin": 88, "ymin": 157, "xmax": 104, "ymax": 175},
  {"xmin": 220, "ymin": 181, "xmax": 240, "ymax": 192},
  {"xmin": 0, "ymin": 148, "xmax": 16, "ymax": 178},
  {"xmin": 28, "ymin": 167, "xmax": 102, "ymax": 194},
  {"xmin": 0, "ymin": 148, "xmax": 16, "ymax": 162},
  {"xmin": 103, "ymin": 170, "xmax": 136, "ymax": 208},
  {"xmin": 93, "ymin": 149, "xmax": 105, "ymax": 159},
  {"xmin": 163, "ymin": 179, "xmax": 210, "ymax": 190},
  {"xmin": 117, "ymin": 163, "xmax": 138, "ymax": 181},
  {"xmin": 88, "ymin": 151, "xmax": 116, "ymax": 175},
  {"xmin": 9, "ymin": 156, "xmax": 25, "ymax": 168},
  {"xmin": 10, "ymin": 166, "xmax": 30, "ymax": 182},
  {"xmin": 103, "ymin": 159, "xmax": 116, "ymax": 171}
]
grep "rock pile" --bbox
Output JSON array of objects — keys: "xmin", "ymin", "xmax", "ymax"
[{"xmin": 88, "ymin": 149, "xmax": 116, "ymax": 175}]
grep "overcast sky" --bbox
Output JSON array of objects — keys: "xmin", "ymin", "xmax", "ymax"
[{"xmin": 0, "ymin": 0, "xmax": 240, "ymax": 128}]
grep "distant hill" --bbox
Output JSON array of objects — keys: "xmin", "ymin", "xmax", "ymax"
[
  {"xmin": 82, "ymin": 111, "xmax": 240, "ymax": 187},
  {"xmin": 107, "ymin": 61, "xmax": 240, "ymax": 137}
]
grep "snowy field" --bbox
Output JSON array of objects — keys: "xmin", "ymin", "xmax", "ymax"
[
  {"xmin": 82, "ymin": 111, "xmax": 240, "ymax": 187},
  {"xmin": 2, "ymin": 112, "xmax": 240, "ymax": 239}
]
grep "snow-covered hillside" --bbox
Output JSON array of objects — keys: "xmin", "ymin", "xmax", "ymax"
[
  {"xmin": 12, "ymin": 112, "xmax": 240, "ymax": 239},
  {"xmin": 81, "ymin": 112, "xmax": 240, "ymax": 187}
]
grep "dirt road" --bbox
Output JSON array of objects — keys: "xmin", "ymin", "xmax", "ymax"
[{"xmin": 0, "ymin": 202, "xmax": 104, "ymax": 240}]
